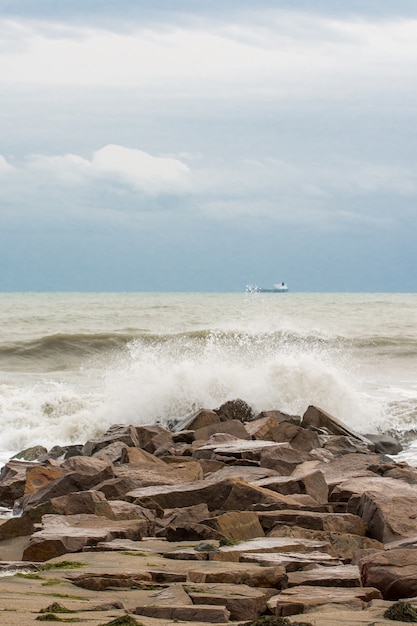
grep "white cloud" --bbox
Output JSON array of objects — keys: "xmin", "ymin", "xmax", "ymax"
[
  {"xmin": 24, "ymin": 145, "xmax": 191, "ymax": 194},
  {"xmin": 1, "ymin": 13, "xmax": 417, "ymax": 102}
]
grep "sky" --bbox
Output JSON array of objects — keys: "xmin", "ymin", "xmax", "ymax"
[{"xmin": 1, "ymin": 1, "xmax": 417, "ymax": 292}]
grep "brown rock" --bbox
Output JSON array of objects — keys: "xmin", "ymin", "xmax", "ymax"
[
  {"xmin": 82, "ymin": 424, "xmax": 140, "ymax": 456},
  {"xmin": 174, "ymin": 409, "xmax": 221, "ymax": 432},
  {"xmin": 126, "ymin": 477, "xmax": 302, "ymax": 512},
  {"xmin": 92, "ymin": 441, "xmax": 129, "ymax": 463},
  {"xmin": 240, "ymin": 551, "xmax": 340, "ymax": 570},
  {"xmin": 68, "ymin": 571, "xmax": 153, "ymax": 590},
  {"xmin": 268, "ymin": 585, "xmax": 382, "ymax": 616},
  {"xmin": 134, "ymin": 604, "xmax": 230, "ymax": 622},
  {"xmin": 301, "ymin": 405, "xmax": 374, "ymax": 449},
  {"xmin": 119, "ymin": 446, "xmax": 167, "ymax": 466},
  {"xmin": 0, "ymin": 460, "xmax": 37, "ymax": 507},
  {"xmin": 61, "ymin": 456, "xmax": 114, "ymax": 488},
  {"xmin": 287, "ymin": 564, "xmax": 361, "ymax": 587},
  {"xmin": 331, "ymin": 476, "xmax": 417, "ymax": 543},
  {"xmin": 187, "ymin": 565, "xmax": 287, "ymax": 589},
  {"xmin": 360, "ymin": 548, "xmax": 417, "ymax": 600},
  {"xmin": 185, "ymin": 582, "xmax": 269, "ymax": 620},
  {"xmin": 22, "ymin": 513, "xmax": 146, "ymax": 561},
  {"xmin": 260, "ymin": 445, "xmax": 312, "ymax": 475},
  {"xmin": 24, "ymin": 465, "xmax": 67, "ymax": 496},
  {"xmin": 254, "ymin": 469, "xmax": 328, "ymax": 504},
  {"xmin": 194, "ymin": 420, "xmax": 250, "ymax": 442},
  {"xmin": 203, "ymin": 511, "xmax": 264, "ymax": 541},
  {"xmin": 134, "ymin": 424, "xmax": 173, "ymax": 454},
  {"xmin": 258, "ymin": 510, "xmax": 366, "ymax": 535},
  {"xmin": 214, "ymin": 398, "xmax": 254, "ymax": 423},
  {"xmin": 268, "ymin": 421, "xmax": 320, "ymax": 452}
]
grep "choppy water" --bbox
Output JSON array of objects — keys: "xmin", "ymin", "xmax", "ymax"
[{"xmin": 0, "ymin": 292, "xmax": 416, "ymax": 465}]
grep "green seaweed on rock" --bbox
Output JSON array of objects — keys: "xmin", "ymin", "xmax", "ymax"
[
  {"xmin": 384, "ymin": 601, "xmax": 417, "ymax": 622},
  {"xmin": 99, "ymin": 616, "xmax": 144, "ymax": 626},
  {"xmin": 242, "ymin": 616, "xmax": 313, "ymax": 626}
]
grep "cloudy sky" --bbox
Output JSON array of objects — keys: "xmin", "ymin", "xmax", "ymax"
[{"xmin": 1, "ymin": 0, "xmax": 417, "ymax": 292}]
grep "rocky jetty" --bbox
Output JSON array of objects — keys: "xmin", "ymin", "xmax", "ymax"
[{"xmin": 0, "ymin": 401, "xmax": 416, "ymax": 625}]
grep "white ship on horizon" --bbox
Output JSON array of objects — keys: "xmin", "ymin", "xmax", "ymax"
[{"xmin": 246, "ymin": 281, "xmax": 289, "ymax": 293}]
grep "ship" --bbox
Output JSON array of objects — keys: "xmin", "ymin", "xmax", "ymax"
[{"xmin": 246, "ymin": 281, "xmax": 289, "ymax": 293}]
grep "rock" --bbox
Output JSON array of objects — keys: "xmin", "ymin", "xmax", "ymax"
[
  {"xmin": 61, "ymin": 456, "xmax": 114, "ymax": 488},
  {"xmin": 174, "ymin": 409, "xmax": 221, "ymax": 433},
  {"xmin": 254, "ymin": 470, "xmax": 328, "ymax": 505},
  {"xmin": 194, "ymin": 439, "xmax": 288, "ymax": 463},
  {"xmin": 126, "ymin": 477, "xmax": 303, "ymax": 512},
  {"xmin": 82, "ymin": 424, "xmax": 140, "ymax": 456},
  {"xmin": 22, "ymin": 513, "xmax": 147, "ymax": 561},
  {"xmin": 203, "ymin": 511, "xmax": 264, "ymax": 541},
  {"xmin": 21, "ymin": 462, "xmax": 115, "ymax": 512},
  {"xmin": 214, "ymin": 398, "xmax": 254, "ymax": 423},
  {"xmin": 210, "ymin": 536, "xmax": 330, "ymax": 563},
  {"xmin": 240, "ymin": 551, "xmax": 340, "ymax": 570},
  {"xmin": 0, "ymin": 460, "xmax": 37, "ymax": 507},
  {"xmin": 365, "ymin": 433, "xmax": 403, "ymax": 455},
  {"xmin": 194, "ymin": 419, "xmax": 250, "ymax": 442},
  {"xmin": 264, "ymin": 421, "xmax": 320, "ymax": 452},
  {"xmin": 24, "ymin": 465, "xmax": 66, "ymax": 495},
  {"xmin": 268, "ymin": 585, "xmax": 382, "ymax": 616},
  {"xmin": 93, "ymin": 441, "xmax": 129, "ymax": 463},
  {"xmin": 134, "ymin": 604, "xmax": 231, "ymax": 622},
  {"xmin": 287, "ymin": 564, "xmax": 361, "ymax": 588},
  {"xmin": 68, "ymin": 571, "xmax": 153, "ymax": 590},
  {"xmin": 187, "ymin": 565, "xmax": 287, "ymax": 589},
  {"xmin": 12, "ymin": 446, "xmax": 48, "ymax": 461},
  {"xmin": 119, "ymin": 446, "xmax": 167, "ymax": 466},
  {"xmin": 258, "ymin": 510, "xmax": 366, "ymax": 536},
  {"xmin": 134, "ymin": 424, "xmax": 173, "ymax": 454},
  {"xmin": 331, "ymin": 476, "xmax": 417, "ymax": 543},
  {"xmin": 184, "ymin": 582, "xmax": 270, "ymax": 620},
  {"xmin": 360, "ymin": 548, "xmax": 417, "ymax": 600},
  {"xmin": 260, "ymin": 445, "xmax": 312, "ymax": 475},
  {"xmin": 301, "ymin": 405, "xmax": 374, "ymax": 450}
]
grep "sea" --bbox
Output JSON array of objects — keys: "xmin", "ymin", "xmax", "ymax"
[{"xmin": 0, "ymin": 292, "xmax": 416, "ymax": 468}]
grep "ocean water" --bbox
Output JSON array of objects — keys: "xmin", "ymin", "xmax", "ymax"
[{"xmin": 0, "ymin": 292, "xmax": 416, "ymax": 466}]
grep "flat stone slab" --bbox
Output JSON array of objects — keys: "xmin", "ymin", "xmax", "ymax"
[
  {"xmin": 268, "ymin": 585, "xmax": 382, "ymax": 616},
  {"xmin": 134, "ymin": 604, "xmax": 231, "ymax": 622},
  {"xmin": 210, "ymin": 536, "xmax": 330, "ymax": 562},
  {"xmin": 184, "ymin": 582, "xmax": 271, "ymax": 620},
  {"xmin": 287, "ymin": 564, "xmax": 361, "ymax": 587},
  {"xmin": 241, "ymin": 551, "xmax": 341, "ymax": 570}
]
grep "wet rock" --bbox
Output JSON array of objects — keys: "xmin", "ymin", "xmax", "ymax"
[
  {"xmin": 214, "ymin": 398, "xmax": 255, "ymax": 423},
  {"xmin": 194, "ymin": 419, "xmax": 250, "ymax": 442},
  {"xmin": 12, "ymin": 446, "xmax": 47, "ymax": 461},
  {"xmin": 174, "ymin": 409, "xmax": 221, "ymax": 432},
  {"xmin": 365, "ymin": 433, "xmax": 403, "ymax": 455},
  {"xmin": 0, "ymin": 460, "xmax": 37, "ymax": 507},
  {"xmin": 301, "ymin": 405, "xmax": 375, "ymax": 450},
  {"xmin": 82, "ymin": 424, "xmax": 140, "ymax": 456}
]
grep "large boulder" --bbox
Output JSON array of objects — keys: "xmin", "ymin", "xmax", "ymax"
[
  {"xmin": 360, "ymin": 548, "xmax": 417, "ymax": 600},
  {"xmin": 214, "ymin": 399, "xmax": 254, "ymax": 423},
  {"xmin": 0, "ymin": 460, "xmax": 38, "ymax": 507},
  {"xmin": 82, "ymin": 424, "xmax": 140, "ymax": 456},
  {"xmin": 301, "ymin": 405, "xmax": 375, "ymax": 450},
  {"xmin": 22, "ymin": 513, "xmax": 147, "ymax": 561},
  {"xmin": 254, "ymin": 469, "xmax": 328, "ymax": 504},
  {"xmin": 331, "ymin": 476, "xmax": 417, "ymax": 543}
]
